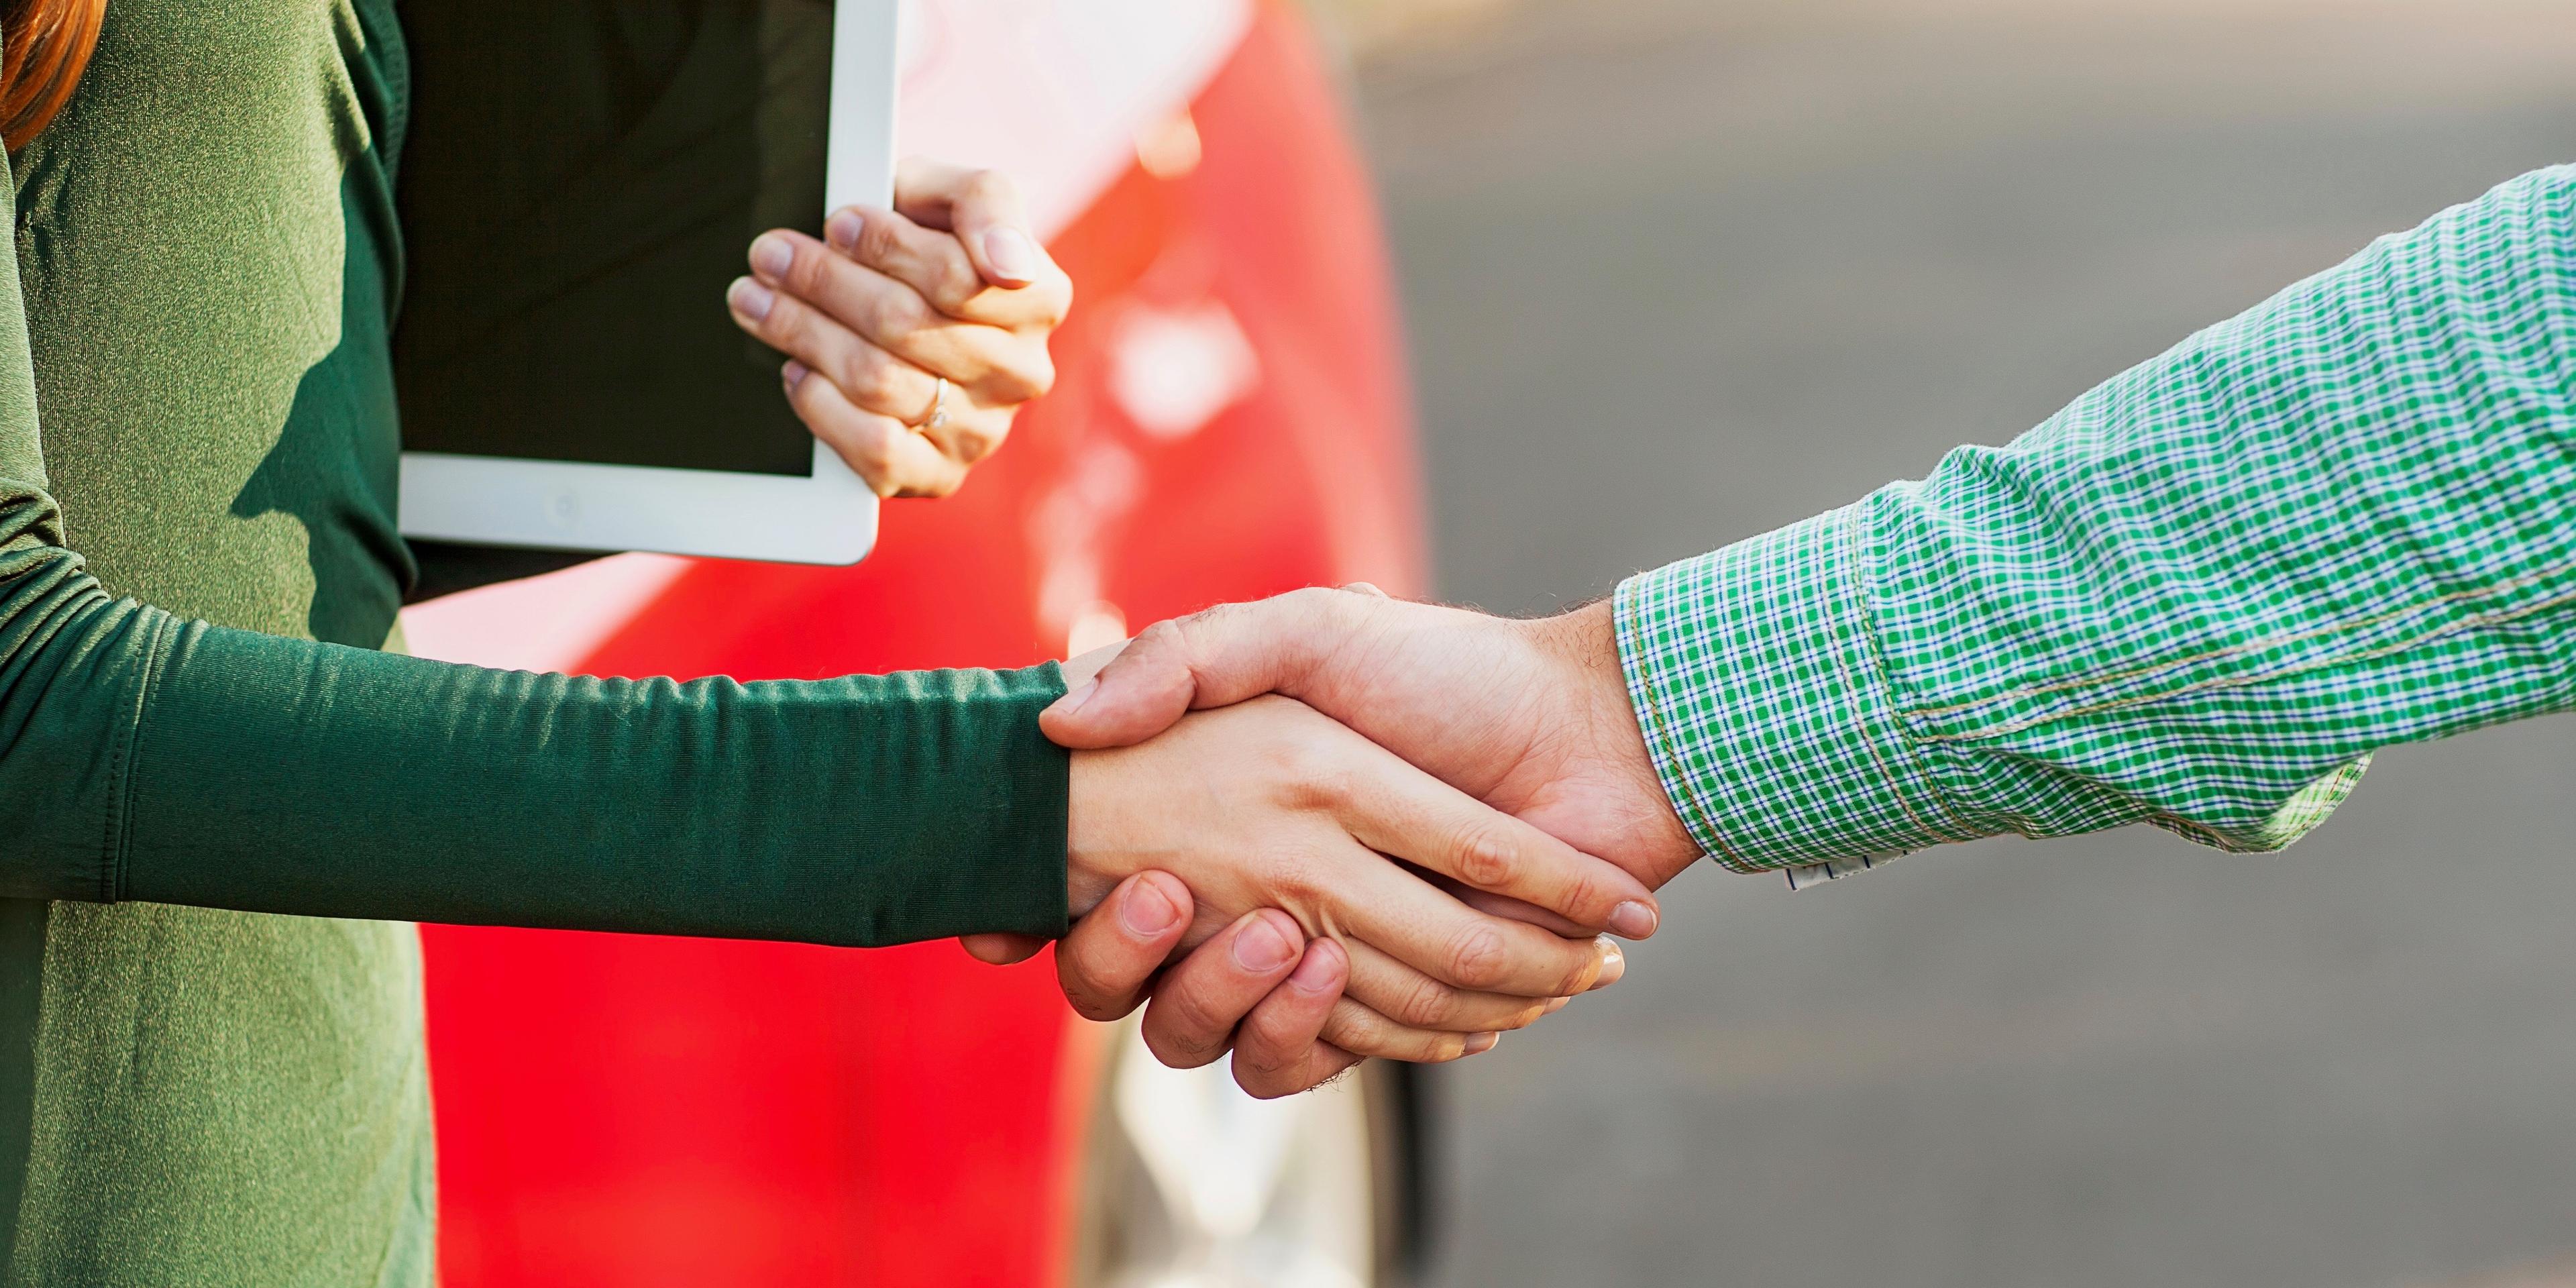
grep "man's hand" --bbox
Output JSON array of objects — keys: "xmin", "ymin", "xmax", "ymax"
[
  {"xmin": 1053, "ymin": 588, "xmax": 1700, "ymax": 887},
  {"xmin": 1020, "ymin": 685, "xmax": 1660, "ymax": 1069},
  {"xmin": 726, "ymin": 158, "xmax": 1073, "ymax": 497},
  {"xmin": 1022, "ymin": 588, "xmax": 1700, "ymax": 1092}
]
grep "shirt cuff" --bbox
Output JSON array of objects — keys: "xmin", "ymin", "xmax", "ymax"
[{"xmin": 1613, "ymin": 504, "xmax": 1984, "ymax": 877}]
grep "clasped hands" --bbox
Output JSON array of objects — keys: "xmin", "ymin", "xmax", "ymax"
[
  {"xmin": 964, "ymin": 586, "xmax": 1708, "ymax": 1097},
  {"xmin": 724, "ymin": 162, "xmax": 1701, "ymax": 1097}
]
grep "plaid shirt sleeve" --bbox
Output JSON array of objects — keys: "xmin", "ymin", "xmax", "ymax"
[{"xmin": 1616, "ymin": 165, "xmax": 2576, "ymax": 888}]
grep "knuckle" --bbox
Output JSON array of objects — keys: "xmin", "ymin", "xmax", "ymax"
[
  {"xmin": 1544, "ymin": 866, "xmax": 1610, "ymax": 928},
  {"xmin": 1391, "ymin": 973, "xmax": 1458, "ymax": 1028},
  {"xmin": 932, "ymin": 257, "xmax": 984, "ymax": 313},
  {"xmin": 1556, "ymin": 947, "xmax": 1603, "ymax": 998},
  {"xmin": 1144, "ymin": 1002, "xmax": 1229, "ymax": 1069},
  {"xmin": 855, "ymin": 216, "xmax": 906, "ymax": 268},
  {"xmin": 947, "ymin": 422, "xmax": 1004, "ymax": 465},
  {"xmin": 845, "ymin": 350, "xmax": 907, "ymax": 410},
  {"xmin": 1329, "ymin": 1001, "xmax": 1451, "ymax": 1063},
  {"xmin": 1318, "ymin": 1003, "xmax": 1384, "ymax": 1054},
  {"xmin": 1277, "ymin": 761, "xmax": 1347, "ymax": 814},
  {"xmin": 1034, "ymin": 277, "xmax": 1074, "ymax": 327},
  {"xmin": 990, "ymin": 353, "xmax": 1055, "ymax": 405},
  {"xmin": 846, "ymin": 430, "xmax": 899, "ymax": 480},
  {"xmin": 1134, "ymin": 616, "xmax": 1193, "ymax": 665},
  {"xmin": 1262, "ymin": 850, "xmax": 1328, "ymax": 906},
  {"xmin": 1452, "ymin": 822, "xmax": 1516, "ymax": 890},
  {"xmin": 1234, "ymin": 1018, "xmax": 1303, "ymax": 1079},
  {"xmin": 1444, "ymin": 922, "xmax": 1512, "ymax": 991},
  {"xmin": 1264, "ymin": 733, "xmax": 1347, "ymax": 805},
  {"xmin": 1140, "ymin": 1026, "xmax": 1220, "ymax": 1070},
  {"xmin": 865, "ymin": 288, "xmax": 928, "ymax": 345},
  {"xmin": 963, "ymin": 168, "xmax": 1017, "ymax": 205}
]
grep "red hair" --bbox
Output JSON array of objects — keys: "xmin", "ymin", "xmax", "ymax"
[{"xmin": 1, "ymin": 0, "xmax": 105, "ymax": 150}]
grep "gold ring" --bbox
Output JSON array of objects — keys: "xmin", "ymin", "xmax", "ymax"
[{"xmin": 912, "ymin": 377, "xmax": 951, "ymax": 435}]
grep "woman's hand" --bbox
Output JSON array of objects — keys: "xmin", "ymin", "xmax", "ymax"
[
  {"xmin": 1060, "ymin": 694, "xmax": 1658, "ymax": 1064},
  {"xmin": 725, "ymin": 158, "xmax": 1073, "ymax": 497}
]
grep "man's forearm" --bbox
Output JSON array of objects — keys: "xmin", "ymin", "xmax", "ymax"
[{"xmin": 1622, "ymin": 165, "xmax": 2576, "ymax": 877}]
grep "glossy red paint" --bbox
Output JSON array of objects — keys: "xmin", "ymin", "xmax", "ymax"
[{"xmin": 421, "ymin": 5, "xmax": 1423, "ymax": 1286}]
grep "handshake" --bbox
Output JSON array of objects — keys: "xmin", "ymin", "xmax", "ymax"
[{"xmin": 963, "ymin": 584, "xmax": 1706, "ymax": 1099}]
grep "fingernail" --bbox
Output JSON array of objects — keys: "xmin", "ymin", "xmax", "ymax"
[
  {"xmin": 1608, "ymin": 900, "xmax": 1659, "ymax": 940},
  {"xmin": 782, "ymin": 360, "xmax": 809, "ymax": 391},
  {"xmin": 826, "ymin": 209, "xmax": 863, "ymax": 251},
  {"xmin": 1543, "ymin": 995, "xmax": 1571, "ymax": 1015},
  {"xmin": 983, "ymin": 226, "xmax": 1040, "ymax": 283},
  {"xmin": 1288, "ymin": 943, "xmax": 1340, "ymax": 991},
  {"xmin": 1589, "ymin": 941, "xmax": 1626, "ymax": 990},
  {"xmin": 749, "ymin": 233, "xmax": 794, "ymax": 279},
  {"xmin": 1463, "ymin": 1032, "xmax": 1501, "ymax": 1056},
  {"xmin": 1119, "ymin": 878, "xmax": 1179, "ymax": 936},
  {"xmin": 1055, "ymin": 678, "xmax": 1098, "ymax": 714},
  {"xmin": 1233, "ymin": 917, "xmax": 1297, "ymax": 973},
  {"xmin": 727, "ymin": 276, "xmax": 774, "ymax": 322}
]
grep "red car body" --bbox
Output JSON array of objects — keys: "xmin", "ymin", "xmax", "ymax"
[{"xmin": 403, "ymin": 6, "xmax": 1424, "ymax": 1284}]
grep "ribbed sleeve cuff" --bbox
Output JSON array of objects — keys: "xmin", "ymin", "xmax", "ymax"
[
  {"xmin": 918, "ymin": 663, "xmax": 1071, "ymax": 941},
  {"xmin": 1613, "ymin": 504, "xmax": 1980, "ymax": 877}
]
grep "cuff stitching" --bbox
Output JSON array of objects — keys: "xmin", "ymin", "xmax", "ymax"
[{"xmin": 1835, "ymin": 506, "xmax": 1982, "ymax": 841}]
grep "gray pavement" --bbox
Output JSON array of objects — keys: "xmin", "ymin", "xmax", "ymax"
[{"xmin": 1346, "ymin": 3, "xmax": 2576, "ymax": 1285}]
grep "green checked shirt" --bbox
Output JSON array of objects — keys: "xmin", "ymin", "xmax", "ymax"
[{"xmin": 1615, "ymin": 164, "xmax": 2576, "ymax": 889}]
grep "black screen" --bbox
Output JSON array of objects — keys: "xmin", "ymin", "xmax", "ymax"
[{"xmin": 394, "ymin": 1, "xmax": 832, "ymax": 477}]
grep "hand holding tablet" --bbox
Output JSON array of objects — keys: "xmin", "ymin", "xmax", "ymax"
[
  {"xmin": 394, "ymin": 1, "xmax": 1065, "ymax": 565},
  {"xmin": 726, "ymin": 160, "xmax": 1072, "ymax": 500}
]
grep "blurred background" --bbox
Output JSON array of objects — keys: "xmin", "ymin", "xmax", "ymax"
[
  {"xmin": 403, "ymin": 3, "xmax": 2576, "ymax": 1286},
  {"xmin": 1313, "ymin": 1, "xmax": 2576, "ymax": 1286}
]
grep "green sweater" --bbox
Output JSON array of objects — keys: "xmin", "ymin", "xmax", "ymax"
[{"xmin": 0, "ymin": 3, "xmax": 1069, "ymax": 1283}]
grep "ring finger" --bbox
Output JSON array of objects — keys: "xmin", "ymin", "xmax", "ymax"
[
  {"xmin": 733, "ymin": 276, "xmax": 945, "ymax": 421},
  {"xmin": 781, "ymin": 362, "xmax": 965, "ymax": 497},
  {"xmin": 733, "ymin": 278, "xmax": 1019, "ymax": 473}
]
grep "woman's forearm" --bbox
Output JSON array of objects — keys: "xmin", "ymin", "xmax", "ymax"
[{"xmin": 0, "ymin": 515, "xmax": 1067, "ymax": 945}]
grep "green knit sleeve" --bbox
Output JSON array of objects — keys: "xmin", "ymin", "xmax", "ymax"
[
  {"xmin": 0, "ymin": 140, "xmax": 1068, "ymax": 945},
  {"xmin": 122, "ymin": 635, "xmax": 1070, "ymax": 945}
]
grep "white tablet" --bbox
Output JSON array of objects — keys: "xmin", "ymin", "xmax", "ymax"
[{"xmin": 391, "ymin": 0, "xmax": 899, "ymax": 566}]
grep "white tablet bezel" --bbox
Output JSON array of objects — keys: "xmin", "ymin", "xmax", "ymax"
[{"xmin": 398, "ymin": 0, "xmax": 896, "ymax": 566}]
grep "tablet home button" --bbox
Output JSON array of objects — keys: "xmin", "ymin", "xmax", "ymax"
[{"xmin": 547, "ymin": 488, "xmax": 582, "ymax": 531}]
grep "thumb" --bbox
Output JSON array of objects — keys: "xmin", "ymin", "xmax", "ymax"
[
  {"xmin": 892, "ymin": 156, "xmax": 1050, "ymax": 290},
  {"xmin": 1038, "ymin": 618, "xmax": 1206, "ymax": 749},
  {"xmin": 1040, "ymin": 588, "xmax": 1360, "ymax": 749}
]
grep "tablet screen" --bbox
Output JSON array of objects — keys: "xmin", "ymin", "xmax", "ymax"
[{"xmin": 394, "ymin": 1, "xmax": 833, "ymax": 478}]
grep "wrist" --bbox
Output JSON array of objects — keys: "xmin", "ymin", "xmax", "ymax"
[
  {"xmin": 1063, "ymin": 750, "xmax": 1130, "ymax": 921},
  {"xmin": 1528, "ymin": 598, "xmax": 1619, "ymax": 679},
  {"xmin": 1528, "ymin": 599, "xmax": 1701, "ymax": 883}
]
